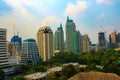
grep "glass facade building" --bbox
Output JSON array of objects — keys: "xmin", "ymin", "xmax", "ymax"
[
  {"xmin": 11, "ymin": 35, "xmax": 22, "ymax": 50},
  {"xmin": 21, "ymin": 39, "xmax": 41, "ymax": 66},
  {"xmin": 65, "ymin": 17, "xmax": 81, "ymax": 54},
  {"xmin": 54, "ymin": 23, "xmax": 64, "ymax": 52}
]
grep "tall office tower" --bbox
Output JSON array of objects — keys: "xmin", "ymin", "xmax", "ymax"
[
  {"xmin": 37, "ymin": 26, "xmax": 54, "ymax": 61},
  {"xmin": 66, "ymin": 16, "xmax": 81, "ymax": 53},
  {"xmin": 54, "ymin": 23, "xmax": 64, "ymax": 53},
  {"xmin": 21, "ymin": 39, "xmax": 41, "ymax": 66},
  {"xmin": 0, "ymin": 28, "xmax": 9, "ymax": 68},
  {"xmin": 109, "ymin": 31, "xmax": 117, "ymax": 48},
  {"xmin": 98, "ymin": 32, "xmax": 106, "ymax": 50},
  {"xmin": 72, "ymin": 31, "xmax": 81, "ymax": 54},
  {"xmin": 116, "ymin": 33, "xmax": 120, "ymax": 48},
  {"xmin": 81, "ymin": 34, "xmax": 91, "ymax": 53}
]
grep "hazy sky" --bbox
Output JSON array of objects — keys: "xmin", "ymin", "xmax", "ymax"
[{"xmin": 0, "ymin": 0, "xmax": 120, "ymax": 43}]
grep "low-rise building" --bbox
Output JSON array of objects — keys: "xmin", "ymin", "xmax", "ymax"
[
  {"xmin": 63, "ymin": 63, "xmax": 79, "ymax": 68},
  {"xmin": 47, "ymin": 67, "xmax": 62, "ymax": 75},
  {"xmin": 25, "ymin": 72, "xmax": 47, "ymax": 80}
]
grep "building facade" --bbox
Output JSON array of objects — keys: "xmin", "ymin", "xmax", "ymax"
[
  {"xmin": 11, "ymin": 35, "xmax": 22, "ymax": 50},
  {"xmin": 109, "ymin": 31, "xmax": 117, "ymax": 48},
  {"xmin": 0, "ymin": 28, "xmax": 9, "ymax": 68},
  {"xmin": 8, "ymin": 42, "xmax": 21, "ymax": 65},
  {"xmin": 117, "ymin": 33, "xmax": 120, "ymax": 48},
  {"xmin": 72, "ymin": 31, "xmax": 81, "ymax": 54},
  {"xmin": 21, "ymin": 39, "xmax": 41, "ymax": 66},
  {"xmin": 54, "ymin": 23, "xmax": 64, "ymax": 53},
  {"xmin": 37, "ymin": 26, "xmax": 54, "ymax": 61},
  {"xmin": 81, "ymin": 34, "xmax": 91, "ymax": 53},
  {"xmin": 98, "ymin": 32, "xmax": 106, "ymax": 50},
  {"xmin": 9, "ymin": 35, "xmax": 22, "ymax": 56},
  {"xmin": 65, "ymin": 17, "xmax": 81, "ymax": 54}
]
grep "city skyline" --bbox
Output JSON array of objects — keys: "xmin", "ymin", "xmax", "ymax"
[{"xmin": 0, "ymin": 0, "xmax": 120, "ymax": 43}]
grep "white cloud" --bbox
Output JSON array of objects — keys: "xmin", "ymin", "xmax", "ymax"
[
  {"xmin": 97, "ymin": 13, "xmax": 104, "ymax": 19},
  {"xmin": 0, "ymin": 0, "xmax": 41, "ymax": 41},
  {"xmin": 41, "ymin": 16, "xmax": 65, "ymax": 32},
  {"xmin": 64, "ymin": 0, "xmax": 87, "ymax": 18},
  {"xmin": 97, "ymin": 0, "xmax": 117, "ymax": 4}
]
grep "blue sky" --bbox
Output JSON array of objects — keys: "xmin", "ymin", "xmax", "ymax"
[{"xmin": 0, "ymin": 0, "xmax": 120, "ymax": 43}]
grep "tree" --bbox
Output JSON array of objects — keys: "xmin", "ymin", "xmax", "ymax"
[
  {"xmin": 0, "ymin": 69, "xmax": 5, "ymax": 80},
  {"xmin": 47, "ymin": 75, "xmax": 58, "ymax": 80},
  {"xmin": 6, "ymin": 77, "xmax": 14, "ymax": 80},
  {"xmin": 62, "ymin": 64, "xmax": 77, "ymax": 78},
  {"xmin": 59, "ymin": 75, "xmax": 67, "ymax": 80},
  {"xmin": 14, "ymin": 75, "xmax": 26, "ymax": 80}
]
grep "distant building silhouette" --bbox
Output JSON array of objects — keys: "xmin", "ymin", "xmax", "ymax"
[
  {"xmin": 117, "ymin": 33, "xmax": 120, "ymax": 48},
  {"xmin": 109, "ymin": 31, "xmax": 117, "ymax": 48},
  {"xmin": 98, "ymin": 32, "xmax": 106, "ymax": 50},
  {"xmin": 81, "ymin": 34, "xmax": 91, "ymax": 53}
]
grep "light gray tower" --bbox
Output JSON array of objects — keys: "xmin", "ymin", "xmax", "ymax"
[{"xmin": 0, "ymin": 28, "xmax": 9, "ymax": 68}]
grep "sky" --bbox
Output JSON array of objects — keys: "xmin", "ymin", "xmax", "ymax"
[{"xmin": 0, "ymin": 0, "xmax": 120, "ymax": 43}]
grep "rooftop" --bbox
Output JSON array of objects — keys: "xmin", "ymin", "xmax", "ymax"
[
  {"xmin": 25, "ymin": 72, "xmax": 47, "ymax": 80},
  {"xmin": 47, "ymin": 67, "xmax": 62, "ymax": 72},
  {"xmin": 23, "ymin": 39, "xmax": 35, "ymax": 42}
]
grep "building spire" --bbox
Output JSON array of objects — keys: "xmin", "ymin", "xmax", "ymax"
[
  {"xmin": 60, "ymin": 23, "xmax": 62, "ymax": 27},
  {"xmin": 67, "ymin": 16, "xmax": 69, "ymax": 22}
]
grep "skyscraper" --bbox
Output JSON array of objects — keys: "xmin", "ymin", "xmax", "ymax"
[
  {"xmin": 21, "ymin": 39, "xmax": 41, "ymax": 66},
  {"xmin": 65, "ymin": 16, "xmax": 81, "ymax": 54},
  {"xmin": 98, "ymin": 32, "xmax": 106, "ymax": 50},
  {"xmin": 109, "ymin": 31, "xmax": 117, "ymax": 48},
  {"xmin": 54, "ymin": 23, "xmax": 64, "ymax": 53},
  {"xmin": 72, "ymin": 31, "xmax": 81, "ymax": 54},
  {"xmin": 81, "ymin": 34, "xmax": 91, "ymax": 53},
  {"xmin": 117, "ymin": 33, "xmax": 120, "ymax": 48},
  {"xmin": 0, "ymin": 28, "xmax": 9, "ymax": 68},
  {"xmin": 37, "ymin": 26, "xmax": 54, "ymax": 61}
]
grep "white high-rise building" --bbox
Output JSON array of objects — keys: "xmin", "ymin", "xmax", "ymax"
[
  {"xmin": 37, "ymin": 26, "xmax": 54, "ymax": 61},
  {"xmin": 0, "ymin": 28, "xmax": 9, "ymax": 68}
]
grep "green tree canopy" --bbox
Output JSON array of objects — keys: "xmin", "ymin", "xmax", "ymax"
[{"xmin": 62, "ymin": 64, "xmax": 77, "ymax": 78}]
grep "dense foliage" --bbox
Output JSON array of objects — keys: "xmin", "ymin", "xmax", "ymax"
[
  {"xmin": 6, "ymin": 49, "xmax": 120, "ymax": 80},
  {"xmin": 0, "ymin": 69, "xmax": 5, "ymax": 80},
  {"xmin": 50, "ymin": 49, "xmax": 120, "ymax": 75},
  {"xmin": 62, "ymin": 64, "xmax": 77, "ymax": 78}
]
